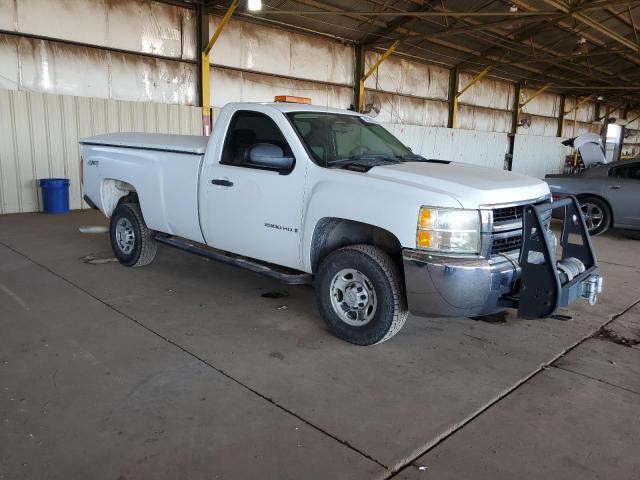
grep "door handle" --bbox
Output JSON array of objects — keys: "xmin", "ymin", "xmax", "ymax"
[
  {"xmin": 610, "ymin": 185, "xmax": 621, "ymax": 190},
  {"xmin": 211, "ymin": 179, "xmax": 234, "ymax": 187}
]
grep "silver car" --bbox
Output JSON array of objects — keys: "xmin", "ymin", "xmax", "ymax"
[{"xmin": 545, "ymin": 160, "xmax": 640, "ymax": 235}]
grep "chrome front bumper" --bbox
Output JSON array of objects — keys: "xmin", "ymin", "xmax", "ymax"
[{"xmin": 403, "ymin": 249, "xmax": 520, "ymax": 317}]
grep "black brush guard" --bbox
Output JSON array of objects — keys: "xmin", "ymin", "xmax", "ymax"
[{"xmin": 499, "ymin": 196, "xmax": 602, "ymax": 318}]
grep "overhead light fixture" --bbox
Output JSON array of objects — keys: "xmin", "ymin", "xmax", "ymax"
[
  {"xmin": 504, "ymin": 5, "xmax": 521, "ymax": 30},
  {"xmin": 248, "ymin": 0, "xmax": 262, "ymax": 11},
  {"xmin": 573, "ymin": 37, "xmax": 588, "ymax": 55},
  {"xmin": 597, "ymin": 95, "xmax": 605, "ymax": 101}
]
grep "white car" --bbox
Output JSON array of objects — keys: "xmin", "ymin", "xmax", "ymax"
[{"xmin": 80, "ymin": 100, "xmax": 602, "ymax": 345}]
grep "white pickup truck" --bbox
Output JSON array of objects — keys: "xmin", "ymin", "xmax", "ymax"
[{"xmin": 80, "ymin": 100, "xmax": 603, "ymax": 345}]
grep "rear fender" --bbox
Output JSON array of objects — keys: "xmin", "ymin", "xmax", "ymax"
[{"xmin": 101, "ymin": 179, "xmax": 136, "ymax": 217}]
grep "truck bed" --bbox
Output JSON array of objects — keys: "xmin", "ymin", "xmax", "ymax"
[
  {"xmin": 80, "ymin": 133, "xmax": 208, "ymax": 155},
  {"xmin": 80, "ymin": 133, "xmax": 207, "ymax": 244}
]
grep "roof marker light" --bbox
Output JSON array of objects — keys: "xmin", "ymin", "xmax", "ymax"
[{"xmin": 274, "ymin": 95, "xmax": 312, "ymax": 104}]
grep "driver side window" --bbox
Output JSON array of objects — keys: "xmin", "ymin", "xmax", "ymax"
[{"xmin": 221, "ymin": 111, "xmax": 293, "ymax": 167}]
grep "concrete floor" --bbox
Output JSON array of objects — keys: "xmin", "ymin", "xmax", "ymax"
[{"xmin": 1, "ymin": 210, "xmax": 639, "ymax": 480}]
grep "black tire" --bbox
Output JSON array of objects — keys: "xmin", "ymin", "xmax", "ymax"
[
  {"xmin": 579, "ymin": 196, "xmax": 611, "ymax": 236},
  {"xmin": 109, "ymin": 203, "xmax": 157, "ymax": 267},
  {"xmin": 315, "ymin": 244, "xmax": 408, "ymax": 346}
]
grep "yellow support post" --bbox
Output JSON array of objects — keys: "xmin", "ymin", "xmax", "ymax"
[
  {"xmin": 515, "ymin": 83, "xmax": 551, "ymax": 134},
  {"xmin": 202, "ymin": 0, "xmax": 239, "ymax": 135},
  {"xmin": 358, "ymin": 40, "xmax": 400, "ymax": 112},
  {"xmin": 204, "ymin": 0, "xmax": 240, "ymax": 56},
  {"xmin": 452, "ymin": 66, "xmax": 492, "ymax": 128},
  {"xmin": 202, "ymin": 51, "xmax": 211, "ymax": 130},
  {"xmin": 518, "ymin": 83, "xmax": 551, "ymax": 113},
  {"xmin": 558, "ymin": 95, "xmax": 592, "ymax": 167},
  {"xmin": 560, "ymin": 94, "xmax": 592, "ymax": 138}
]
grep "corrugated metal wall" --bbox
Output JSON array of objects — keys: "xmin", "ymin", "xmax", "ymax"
[
  {"xmin": 383, "ymin": 123, "xmax": 509, "ymax": 170},
  {"xmin": 561, "ymin": 98, "xmax": 601, "ymax": 137},
  {"xmin": 456, "ymin": 73, "xmax": 515, "ymax": 133},
  {"xmin": 517, "ymin": 89, "xmax": 562, "ymax": 137},
  {"xmin": 0, "ymin": 0, "xmax": 631, "ymax": 217},
  {"xmin": 206, "ymin": 16, "xmax": 354, "ymax": 110},
  {"xmin": 0, "ymin": 90, "xmax": 201, "ymax": 214},
  {"xmin": 0, "ymin": 0, "xmax": 196, "ymax": 60},
  {"xmin": 0, "ymin": 0, "xmax": 197, "ymax": 104},
  {"xmin": 363, "ymin": 52, "xmax": 449, "ymax": 127},
  {"xmin": 512, "ymin": 135, "xmax": 572, "ymax": 179},
  {"xmin": 210, "ymin": 68, "xmax": 353, "ymax": 110}
]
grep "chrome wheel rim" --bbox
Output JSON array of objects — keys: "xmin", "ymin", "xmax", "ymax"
[
  {"xmin": 329, "ymin": 268, "xmax": 377, "ymax": 326},
  {"xmin": 580, "ymin": 202, "xmax": 604, "ymax": 232},
  {"xmin": 115, "ymin": 218, "xmax": 135, "ymax": 254}
]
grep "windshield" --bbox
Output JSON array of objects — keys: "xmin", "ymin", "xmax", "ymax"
[{"xmin": 287, "ymin": 112, "xmax": 413, "ymax": 167}]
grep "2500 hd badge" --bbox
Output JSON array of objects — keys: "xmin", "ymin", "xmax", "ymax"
[{"xmin": 265, "ymin": 222, "xmax": 298, "ymax": 233}]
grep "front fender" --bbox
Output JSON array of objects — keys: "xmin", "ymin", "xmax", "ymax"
[{"xmin": 301, "ymin": 175, "xmax": 461, "ymax": 271}]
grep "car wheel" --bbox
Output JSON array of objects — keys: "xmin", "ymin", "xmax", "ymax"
[
  {"xmin": 315, "ymin": 244, "xmax": 408, "ymax": 346},
  {"xmin": 110, "ymin": 203, "xmax": 158, "ymax": 267},
  {"xmin": 579, "ymin": 196, "xmax": 611, "ymax": 236}
]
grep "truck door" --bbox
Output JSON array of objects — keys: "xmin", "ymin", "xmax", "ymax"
[{"xmin": 199, "ymin": 108, "xmax": 308, "ymax": 270}]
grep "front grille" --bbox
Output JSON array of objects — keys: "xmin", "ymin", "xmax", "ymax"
[
  {"xmin": 492, "ymin": 205, "xmax": 523, "ymax": 224},
  {"xmin": 492, "ymin": 199, "xmax": 551, "ymax": 230},
  {"xmin": 491, "ymin": 234, "xmax": 522, "ymax": 255},
  {"xmin": 489, "ymin": 198, "xmax": 551, "ymax": 257}
]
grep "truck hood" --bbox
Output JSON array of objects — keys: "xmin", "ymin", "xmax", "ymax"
[{"xmin": 367, "ymin": 161, "xmax": 550, "ymax": 208}]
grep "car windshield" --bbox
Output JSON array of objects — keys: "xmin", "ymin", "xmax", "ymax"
[{"xmin": 286, "ymin": 112, "xmax": 414, "ymax": 167}]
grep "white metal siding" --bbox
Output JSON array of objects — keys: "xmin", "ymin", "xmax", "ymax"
[
  {"xmin": 1, "ymin": 0, "xmax": 196, "ymax": 60},
  {"xmin": 0, "ymin": 90, "xmax": 201, "ymax": 214},
  {"xmin": 0, "ymin": 33, "xmax": 197, "ymax": 105},
  {"xmin": 382, "ymin": 123, "xmax": 509, "ymax": 170},
  {"xmin": 209, "ymin": 68, "xmax": 353, "ymax": 110},
  {"xmin": 364, "ymin": 51, "xmax": 449, "ymax": 100},
  {"xmin": 209, "ymin": 16, "xmax": 354, "ymax": 87},
  {"xmin": 511, "ymin": 134, "xmax": 572, "ymax": 179}
]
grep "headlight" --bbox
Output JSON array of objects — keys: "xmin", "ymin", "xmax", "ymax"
[{"xmin": 416, "ymin": 207, "xmax": 480, "ymax": 253}]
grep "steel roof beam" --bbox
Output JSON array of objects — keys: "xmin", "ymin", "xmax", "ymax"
[
  {"xmin": 542, "ymin": 0, "xmax": 639, "ymax": 51},
  {"xmin": 513, "ymin": 0, "xmax": 640, "ymax": 71}
]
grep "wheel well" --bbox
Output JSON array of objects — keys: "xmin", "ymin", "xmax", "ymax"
[
  {"xmin": 575, "ymin": 193, "xmax": 613, "ymax": 224},
  {"xmin": 118, "ymin": 191, "xmax": 139, "ymax": 205},
  {"xmin": 101, "ymin": 179, "xmax": 137, "ymax": 216},
  {"xmin": 310, "ymin": 218, "xmax": 403, "ymax": 273}
]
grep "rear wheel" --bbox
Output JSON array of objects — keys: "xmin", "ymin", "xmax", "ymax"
[
  {"xmin": 315, "ymin": 245, "xmax": 408, "ymax": 346},
  {"xmin": 110, "ymin": 203, "xmax": 157, "ymax": 267},
  {"xmin": 579, "ymin": 196, "xmax": 611, "ymax": 236}
]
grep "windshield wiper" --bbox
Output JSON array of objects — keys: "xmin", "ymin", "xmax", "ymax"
[
  {"xmin": 395, "ymin": 154, "xmax": 451, "ymax": 164},
  {"xmin": 395, "ymin": 153, "xmax": 427, "ymax": 161},
  {"xmin": 329, "ymin": 154, "xmax": 400, "ymax": 166}
]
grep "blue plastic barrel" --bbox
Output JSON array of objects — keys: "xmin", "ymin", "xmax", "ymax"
[{"xmin": 39, "ymin": 178, "xmax": 70, "ymax": 214}]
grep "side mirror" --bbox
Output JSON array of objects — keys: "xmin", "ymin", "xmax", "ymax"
[{"xmin": 246, "ymin": 143, "xmax": 294, "ymax": 174}]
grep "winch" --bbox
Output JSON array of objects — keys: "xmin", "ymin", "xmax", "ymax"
[{"xmin": 499, "ymin": 196, "xmax": 603, "ymax": 318}]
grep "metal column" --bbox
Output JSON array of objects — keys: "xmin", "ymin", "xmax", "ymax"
[
  {"xmin": 201, "ymin": 0, "xmax": 239, "ymax": 136},
  {"xmin": 357, "ymin": 41, "xmax": 399, "ymax": 112}
]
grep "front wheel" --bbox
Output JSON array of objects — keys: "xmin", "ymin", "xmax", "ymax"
[
  {"xmin": 315, "ymin": 245, "xmax": 408, "ymax": 346},
  {"xmin": 109, "ymin": 203, "xmax": 158, "ymax": 267}
]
